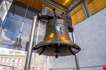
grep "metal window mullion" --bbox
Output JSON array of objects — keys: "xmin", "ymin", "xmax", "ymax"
[{"xmin": 82, "ymin": 0, "xmax": 91, "ymax": 18}]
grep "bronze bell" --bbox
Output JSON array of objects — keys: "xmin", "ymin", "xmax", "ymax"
[{"xmin": 35, "ymin": 18, "xmax": 81, "ymax": 57}]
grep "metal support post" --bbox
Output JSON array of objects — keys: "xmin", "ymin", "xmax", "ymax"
[
  {"xmin": 71, "ymin": 32, "xmax": 80, "ymax": 70},
  {"xmin": 24, "ymin": 15, "xmax": 37, "ymax": 70},
  {"xmin": 82, "ymin": 0, "xmax": 91, "ymax": 17},
  {"xmin": 74, "ymin": 54, "xmax": 80, "ymax": 70},
  {"xmin": 69, "ymin": 16, "xmax": 80, "ymax": 70}
]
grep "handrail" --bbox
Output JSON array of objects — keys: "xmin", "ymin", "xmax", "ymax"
[
  {"xmin": 50, "ymin": 65, "xmax": 105, "ymax": 70},
  {"xmin": 0, "ymin": 64, "xmax": 105, "ymax": 70}
]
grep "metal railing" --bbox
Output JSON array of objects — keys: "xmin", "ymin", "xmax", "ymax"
[
  {"xmin": 0, "ymin": 64, "xmax": 105, "ymax": 70},
  {"xmin": 50, "ymin": 65, "xmax": 105, "ymax": 70}
]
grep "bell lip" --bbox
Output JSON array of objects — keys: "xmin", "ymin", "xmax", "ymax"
[{"xmin": 34, "ymin": 42, "xmax": 81, "ymax": 56}]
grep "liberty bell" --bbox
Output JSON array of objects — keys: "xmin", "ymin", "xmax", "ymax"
[{"xmin": 34, "ymin": 8, "xmax": 81, "ymax": 57}]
